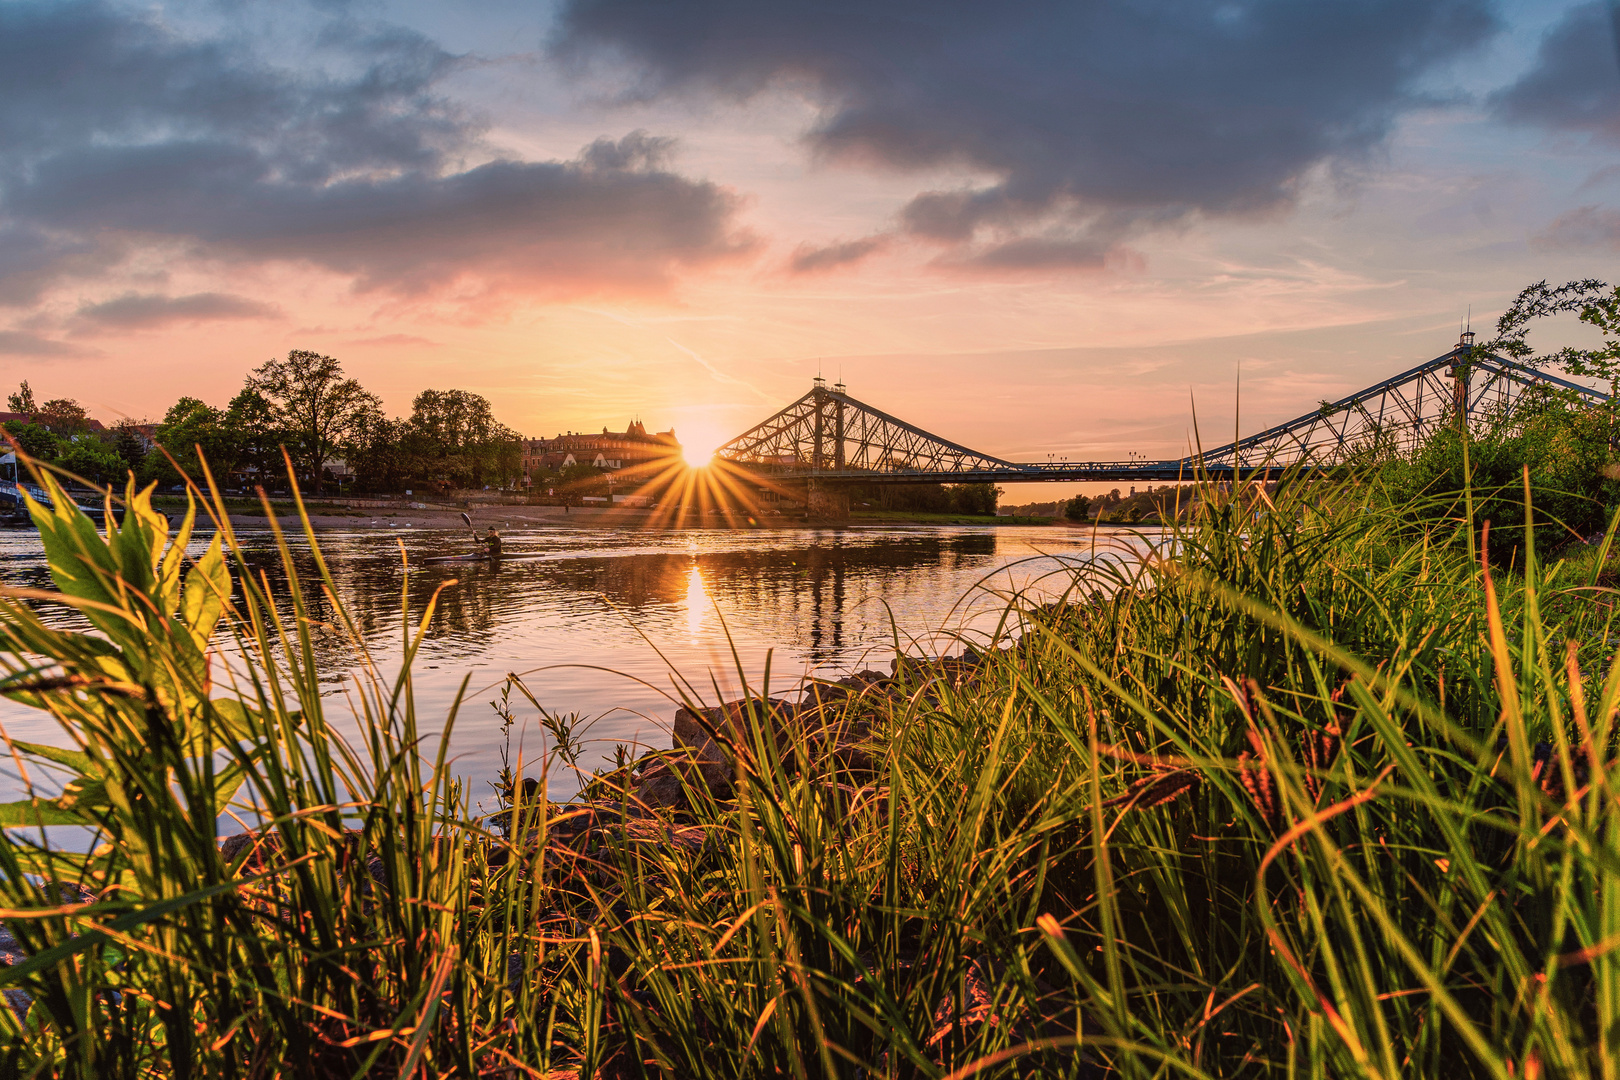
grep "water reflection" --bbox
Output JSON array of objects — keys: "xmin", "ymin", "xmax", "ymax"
[{"xmin": 0, "ymin": 524, "xmax": 1142, "ymax": 798}]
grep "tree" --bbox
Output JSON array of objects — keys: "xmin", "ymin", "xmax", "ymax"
[
  {"xmin": 246, "ymin": 351, "xmax": 379, "ymax": 493},
  {"xmin": 1484, "ymin": 278, "xmax": 1620, "ymax": 382},
  {"xmin": 1065, "ymin": 495, "xmax": 1091, "ymax": 521},
  {"xmin": 110, "ymin": 419, "xmax": 149, "ymax": 474},
  {"xmin": 155, "ymin": 397, "xmax": 235, "ymax": 482},
  {"xmin": 35, "ymin": 398, "xmax": 89, "ymax": 436},
  {"xmin": 6, "ymin": 381, "xmax": 36, "ymax": 414},
  {"xmin": 223, "ymin": 387, "xmax": 281, "ymax": 484},
  {"xmin": 948, "ymin": 483, "xmax": 1001, "ymax": 516},
  {"xmin": 2, "ymin": 421, "xmax": 58, "ymax": 461},
  {"xmin": 344, "ymin": 405, "xmax": 412, "ymax": 493},
  {"xmin": 408, "ymin": 389, "xmax": 522, "ymax": 489},
  {"xmin": 56, "ymin": 438, "xmax": 126, "ymax": 488}
]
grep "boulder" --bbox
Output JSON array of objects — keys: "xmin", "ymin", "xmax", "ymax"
[
  {"xmin": 633, "ymin": 755, "xmax": 734, "ymax": 811},
  {"xmin": 672, "ymin": 697, "xmax": 795, "ymax": 753}
]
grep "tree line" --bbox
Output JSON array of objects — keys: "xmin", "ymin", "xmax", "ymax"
[{"xmin": 3, "ymin": 351, "xmax": 523, "ymax": 496}]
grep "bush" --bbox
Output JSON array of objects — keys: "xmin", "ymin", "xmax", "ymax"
[{"xmin": 1380, "ymin": 387, "xmax": 1620, "ymax": 564}]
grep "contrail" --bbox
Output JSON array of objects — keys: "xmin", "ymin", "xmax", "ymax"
[{"xmin": 664, "ymin": 338, "xmax": 774, "ymax": 404}]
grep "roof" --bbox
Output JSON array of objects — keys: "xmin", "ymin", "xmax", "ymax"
[{"xmin": 0, "ymin": 411, "xmax": 107, "ymax": 432}]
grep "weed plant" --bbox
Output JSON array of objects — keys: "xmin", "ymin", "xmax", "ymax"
[{"xmin": 0, "ymin": 453, "xmax": 1618, "ymax": 1077}]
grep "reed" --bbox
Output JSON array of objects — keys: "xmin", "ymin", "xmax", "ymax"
[{"xmin": 0, "ymin": 454, "xmax": 1616, "ymax": 1078}]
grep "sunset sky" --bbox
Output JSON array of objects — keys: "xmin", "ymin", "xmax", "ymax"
[{"xmin": 2, "ymin": 0, "xmax": 1618, "ymax": 494}]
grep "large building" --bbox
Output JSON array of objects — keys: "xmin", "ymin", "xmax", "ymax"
[{"xmin": 521, "ymin": 421, "xmax": 680, "ymax": 485}]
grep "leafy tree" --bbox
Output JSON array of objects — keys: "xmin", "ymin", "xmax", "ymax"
[
  {"xmin": 109, "ymin": 419, "xmax": 150, "ymax": 474},
  {"xmin": 56, "ymin": 438, "xmax": 127, "ymax": 488},
  {"xmin": 223, "ymin": 387, "xmax": 281, "ymax": 484},
  {"xmin": 1484, "ymin": 278, "xmax": 1620, "ymax": 382},
  {"xmin": 949, "ymin": 483, "xmax": 1001, "ymax": 516},
  {"xmin": 408, "ymin": 389, "xmax": 521, "ymax": 489},
  {"xmin": 155, "ymin": 397, "xmax": 234, "ymax": 482},
  {"xmin": 5, "ymin": 380, "xmax": 35, "ymax": 414},
  {"xmin": 1065, "ymin": 495, "xmax": 1091, "ymax": 521},
  {"xmin": 35, "ymin": 398, "xmax": 89, "ymax": 436},
  {"xmin": 344, "ymin": 406, "xmax": 413, "ymax": 493},
  {"xmin": 246, "ymin": 351, "xmax": 378, "ymax": 493},
  {"xmin": 1, "ymin": 421, "xmax": 58, "ymax": 461},
  {"xmin": 1384, "ymin": 385, "xmax": 1619, "ymax": 564}
]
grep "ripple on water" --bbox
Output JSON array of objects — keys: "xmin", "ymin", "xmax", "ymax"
[{"xmin": 0, "ymin": 523, "xmax": 1149, "ymax": 801}]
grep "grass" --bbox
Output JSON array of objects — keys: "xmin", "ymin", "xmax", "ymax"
[{"xmin": 1, "ymin": 455, "xmax": 1619, "ymax": 1076}]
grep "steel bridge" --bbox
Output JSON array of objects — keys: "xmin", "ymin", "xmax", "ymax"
[{"xmin": 714, "ymin": 339, "xmax": 1612, "ymax": 485}]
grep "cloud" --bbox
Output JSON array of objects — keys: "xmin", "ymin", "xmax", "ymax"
[
  {"xmin": 1490, "ymin": 2, "xmax": 1620, "ymax": 144},
  {"xmin": 346, "ymin": 333, "xmax": 441, "ymax": 347},
  {"xmin": 74, "ymin": 292, "xmax": 283, "ymax": 331},
  {"xmin": 0, "ymin": 330, "xmax": 90, "ymax": 357},
  {"xmin": 787, "ymin": 235, "xmax": 887, "ymax": 273},
  {"xmin": 1534, "ymin": 204, "xmax": 1620, "ymax": 250},
  {"xmin": 0, "ymin": 2, "xmax": 752, "ymax": 303},
  {"xmin": 554, "ymin": 0, "xmax": 1497, "ymax": 266},
  {"xmin": 948, "ymin": 235, "xmax": 1139, "ymax": 273}
]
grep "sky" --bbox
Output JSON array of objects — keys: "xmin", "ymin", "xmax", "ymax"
[{"xmin": 1, "ymin": 0, "xmax": 1618, "ymax": 496}]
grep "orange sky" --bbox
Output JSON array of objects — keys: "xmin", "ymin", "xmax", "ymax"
[{"xmin": 3, "ymin": 0, "xmax": 1617, "ymax": 499}]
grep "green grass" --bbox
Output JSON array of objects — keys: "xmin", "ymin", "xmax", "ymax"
[{"xmin": 2, "ymin": 457, "xmax": 1620, "ymax": 1076}]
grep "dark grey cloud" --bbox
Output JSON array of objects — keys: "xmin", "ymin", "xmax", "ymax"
[
  {"xmin": 0, "ymin": 2, "xmax": 751, "ymax": 304},
  {"xmin": 788, "ymin": 235, "xmax": 886, "ymax": 273},
  {"xmin": 73, "ymin": 292, "xmax": 282, "ymax": 330},
  {"xmin": 555, "ymin": 0, "xmax": 1496, "ymax": 266},
  {"xmin": 1490, "ymin": 2, "xmax": 1620, "ymax": 144},
  {"xmin": 1535, "ymin": 204, "xmax": 1620, "ymax": 250}
]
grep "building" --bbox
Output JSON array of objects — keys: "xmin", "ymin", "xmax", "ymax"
[
  {"xmin": 0, "ymin": 412, "xmax": 108, "ymax": 434},
  {"xmin": 521, "ymin": 421, "xmax": 680, "ymax": 485}
]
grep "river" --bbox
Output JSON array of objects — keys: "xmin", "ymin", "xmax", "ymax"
[{"xmin": 0, "ymin": 523, "xmax": 1148, "ymax": 809}]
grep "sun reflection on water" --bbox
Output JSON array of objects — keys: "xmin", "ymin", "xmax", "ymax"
[{"xmin": 684, "ymin": 560, "xmax": 708, "ymax": 638}]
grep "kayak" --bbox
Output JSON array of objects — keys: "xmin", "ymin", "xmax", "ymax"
[{"xmin": 422, "ymin": 552, "xmax": 500, "ymax": 564}]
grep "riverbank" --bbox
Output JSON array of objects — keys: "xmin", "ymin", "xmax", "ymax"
[{"xmin": 162, "ymin": 498, "xmax": 1080, "ymax": 531}]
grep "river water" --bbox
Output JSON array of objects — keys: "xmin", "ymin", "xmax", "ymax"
[{"xmin": 0, "ymin": 523, "xmax": 1148, "ymax": 808}]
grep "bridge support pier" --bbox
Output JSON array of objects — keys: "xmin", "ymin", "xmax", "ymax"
[{"xmin": 805, "ymin": 479, "xmax": 850, "ymax": 521}]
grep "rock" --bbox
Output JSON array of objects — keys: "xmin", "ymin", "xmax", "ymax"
[
  {"xmin": 672, "ymin": 697, "xmax": 795, "ymax": 753},
  {"xmin": 0, "ymin": 881, "xmax": 99, "ymax": 1022},
  {"xmin": 633, "ymin": 756, "xmax": 734, "ymax": 811}
]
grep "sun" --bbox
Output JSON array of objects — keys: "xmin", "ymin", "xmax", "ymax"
[{"xmin": 681, "ymin": 424, "xmax": 725, "ymax": 468}]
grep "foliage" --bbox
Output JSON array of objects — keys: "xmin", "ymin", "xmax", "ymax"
[
  {"xmin": 343, "ymin": 406, "xmax": 414, "ymax": 494},
  {"xmin": 5, "ymin": 380, "xmax": 36, "ymax": 414},
  {"xmin": 54, "ymin": 439, "xmax": 127, "ymax": 488},
  {"xmin": 875, "ymin": 481, "xmax": 1002, "ymax": 515},
  {"xmin": 2, "ymin": 421, "xmax": 59, "ymax": 462},
  {"xmin": 35, "ymin": 399, "xmax": 90, "ymax": 436},
  {"xmin": 247, "ymin": 350, "xmax": 380, "ymax": 493},
  {"xmin": 405, "ymin": 389, "xmax": 522, "ymax": 490},
  {"xmin": 1484, "ymin": 277, "xmax": 1620, "ymax": 382},
  {"xmin": 1064, "ymin": 493, "xmax": 1090, "ymax": 521},
  {"xmin": 223, "ymin": 386, "xmax": 281, "ymax": 483},
  {"xmin": 109, "ymin": 420, "xmax": 149, "ymax": 476},
  {"xmin": 1379, "ymin": 384, "xmax": 1620, "ymax": 563},
  {"xmin": 7, "ymin": 363, "xmax": 526, "ymax": 497},
  {"xmin": 5, "ymin": 445, "xmax": 1620, "ymax": 1076},
  {"xmin": 153, "ymin": 397, "xmax": 234, "ymax": 484},
  {"xmin": 0, "ymin": 467, "xmax": 504, "ymax": 1077}
]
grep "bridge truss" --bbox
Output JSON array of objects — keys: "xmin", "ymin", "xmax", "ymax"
[
  {"xmin": 716, "ymin": 379, "xmax": 1017, "ymax": 478},
  {"xmin": 1192, "ymin": 345, "xmax": 1610, "ymax": 474},
  {"xmin": 715, "ymin": 346, "xmax": 1613, "ymax": 486}
]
